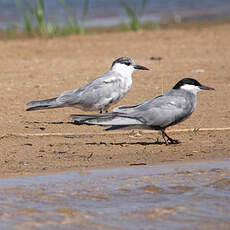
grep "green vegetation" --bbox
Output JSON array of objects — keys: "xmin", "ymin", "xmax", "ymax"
[
  {"xmin": 0, "ymin": 0, "xmax": 164, "ymax": 39},
  {"xmin": 15, "ymin": 0, "xmax": 56, "ymax": 37},
  {"xmin": 121, "ymin": 0, "xmax": 148, "ymax": 31},
  {"xmin": 14, "ymin": 0, "xmax": 89, "ymax": 37},
  {"xmin": 15, "ymin": 0, "xmax": 33, "ymax": 37},
  {"xmin": 59, "ymin": 0, "xmax": 89, "ymax": 35}
]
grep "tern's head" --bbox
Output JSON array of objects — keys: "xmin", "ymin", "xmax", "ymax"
[
  {"xmin": 111, "ymin": 57, "xmax": 149, "ymax": 76},
  {"xmin": 173, "ymin": 78, "xmax": 215, "ymax": 94}
]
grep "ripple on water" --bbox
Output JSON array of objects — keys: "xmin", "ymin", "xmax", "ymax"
[{"xmin": 0, "ymin": 159, "xmax": 230, "ymax": 230}]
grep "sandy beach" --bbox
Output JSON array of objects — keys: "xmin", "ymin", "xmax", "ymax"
[{"xmin": 0, "ymin": 21, "xmax": 230, "ymax": 177}]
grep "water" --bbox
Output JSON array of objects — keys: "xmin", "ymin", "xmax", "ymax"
[
  {"xmin": 0, "ymin": 0, "xmax": 230, "ymax": 29},
  {"xmin": 0, "ymin": 159, "xmax": 230, "ymax": 229}
]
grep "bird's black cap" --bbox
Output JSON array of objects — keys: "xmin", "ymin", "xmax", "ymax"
[
  {"xmin": 112, "ymin": 57, "xmax": 134, "ymax": 67},
  {"xmin": 111, "ymin": 57, "xmax": 149, "ymax": 70},
  {"xmin": 173, "ymin": 78, "xmax": 214, "ymax": 90},
  {"xmin": 173, "ymin": 78, "xmax": 202, "ymax": 89}
]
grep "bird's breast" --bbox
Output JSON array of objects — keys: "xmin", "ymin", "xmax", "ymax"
[{"xmin": 119, "ymin": 76, "xmax": 132, "ymax": 93}]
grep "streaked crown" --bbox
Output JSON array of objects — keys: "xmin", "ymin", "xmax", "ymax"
[{"xmin": 111, "ymin": 57, "xmax": 135, "ymax": 68}]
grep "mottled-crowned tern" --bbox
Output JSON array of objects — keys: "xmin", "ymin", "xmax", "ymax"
[
  {"xmin": 70, "ymin": 78, "xmax": 214, "ymax": 145},
  {"xmin": 26, "ymin": 57, "xmax": 149, "ymax": 113}
]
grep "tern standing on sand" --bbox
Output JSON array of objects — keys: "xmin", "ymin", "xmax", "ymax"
[
  {"xmin": 26, "ymin": 57, "xmax": 149, "ymax": 113},
  {"xmin": 70, "ymin": 78, "xmax": 214, "ymax": 145}
]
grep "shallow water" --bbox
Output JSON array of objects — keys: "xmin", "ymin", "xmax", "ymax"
[
  {"xmin": 0, "ymin": 0, "xmax": 230, "ymax": 29},
  {"xmin": 0, "ymin": 160, "xmax": 230, "ymax": 229}
]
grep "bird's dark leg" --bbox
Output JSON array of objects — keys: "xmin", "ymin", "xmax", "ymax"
[
  {"xmin": 99, "ymin": 109, "xmax": 108, "ymax": 113},
  {"xmin": 161, "ymin": 130, "xmax": 180, "ymax": 145},
  {"xmin": 103, "ymin": 105, "xmax": 109, "ymax": 113},
  {"xmin": 165, "ymin": 132, "xmax": 180, "ymax": 144},
  {"xmin": 161, "ymin": 130, "xmax": 169, "ymax": 145}
]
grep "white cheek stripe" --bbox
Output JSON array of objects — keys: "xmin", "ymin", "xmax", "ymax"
[
  {"xmin": 112, "ymin": 63, "xmax": 135, "ymax": 78},
  {"xmin": 181, "ymin": 84, "xmax": 201, "ymax": 94}
]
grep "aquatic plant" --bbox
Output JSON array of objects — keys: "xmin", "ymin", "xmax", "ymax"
[
  {"xmin": 15, "ymin": 0, "xmax": 89, "ymax": 37},
  {"xmin": 12, "ymin": 0, "xmax": 154, "ymax": 38},
  {"xmin": 59, "ymin": 0, "xmax": 89, "ymax": 35},
  {"xmin": 15, "ymin": 0, "xmax": 56, "ymax": 37},
  {"xmin": 121, "ymin": 0, "xmax": 148, "ymax": 31},
  {"xmin": 15, "ymin": 0, "xmax": 33, "ymax": 36}
]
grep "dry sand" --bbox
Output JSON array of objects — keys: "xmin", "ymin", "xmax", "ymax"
[{"xmin": 0, "ymin": 21, "xmax": 229, "ymax": 177}]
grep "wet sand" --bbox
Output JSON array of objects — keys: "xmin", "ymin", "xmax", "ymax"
[{"xmin": 0, "ymin": 21, "xmax": 230, "ymax": 177}]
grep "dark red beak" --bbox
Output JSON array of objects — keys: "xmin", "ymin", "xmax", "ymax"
[{"xmin": 200, "ymin": 85, "xmax": 215, "ymax": 90}]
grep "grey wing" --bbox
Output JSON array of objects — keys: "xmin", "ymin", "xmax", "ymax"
[
  {"xmin": 56, "ymin": 71, "xmax": 124, "ymax": 109},
  {"xmin": 122, "ymin": 95, "xmax": 193, "ymax": 128}
]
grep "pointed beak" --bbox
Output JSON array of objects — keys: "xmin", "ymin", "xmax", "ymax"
[
  {"xmin": 199, "ymin": 84, "xmax": 215, "ymax": 90},
  {"xmin": 134, "ymin": 65, "xmax": 149, "ymax": 70}
]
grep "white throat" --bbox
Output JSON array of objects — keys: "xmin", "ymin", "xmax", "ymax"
[
  {"xmin": 180, "ymin": 84, "xmax": 201, "ymax": 95},
  {"xmin": 112, "ymin": 63, "xmax": 135, "ymax": 78}
]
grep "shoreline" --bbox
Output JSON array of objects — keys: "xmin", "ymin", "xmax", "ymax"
[
  {"xmin": 0, "ymin": 18, "xmax": 230, "ymax": 39},
  {"xmin": 0, "ymin": 156, "xmax": 229, "ymax": 179}
]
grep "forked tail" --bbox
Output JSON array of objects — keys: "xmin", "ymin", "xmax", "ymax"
[{"xmin": 26, "ymin": 97, "xmax": 58, "ymax": 111}]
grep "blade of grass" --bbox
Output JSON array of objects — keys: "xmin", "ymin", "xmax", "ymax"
[
  {"xmin": 15, "ymin": 0, "xmax": 33, "ymax": 37},
  {"xmin": 24, "ymin": 0, "xmax": 45, "ymax": 35},
  {"xmin": 35, "ymin": 0, "xmax": 46, "ymax": 35},
  {"xmin": 121, "ymin": 0, "xmax": 139, "ymax": 31},
  {"xmin": 121, "ymin": 0, "xmax": 149, "ymax": 31},
  {"xmin": 59, "ymin": 0, "xmax": 80, "ymax": 33}
]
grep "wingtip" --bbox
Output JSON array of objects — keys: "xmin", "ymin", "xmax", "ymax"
[
  {"xmin": 69, "ymin": 114, "xmax": 81, "ymax": 119},
  {"xmin": 69, "ymin": 114, "xmax": 74, "ymax": 119},
  {"xmin": 26, "ymin": 101, "xmax": 34, "ymax": 106},
  {"xmin": 26, "ymin": 107, "xmax": 34, "ymax": 111}
]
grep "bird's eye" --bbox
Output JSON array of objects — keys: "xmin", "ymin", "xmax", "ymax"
[{"xmin": 125, "ymin": 62, "xmax": 131, "ymax": 66}]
